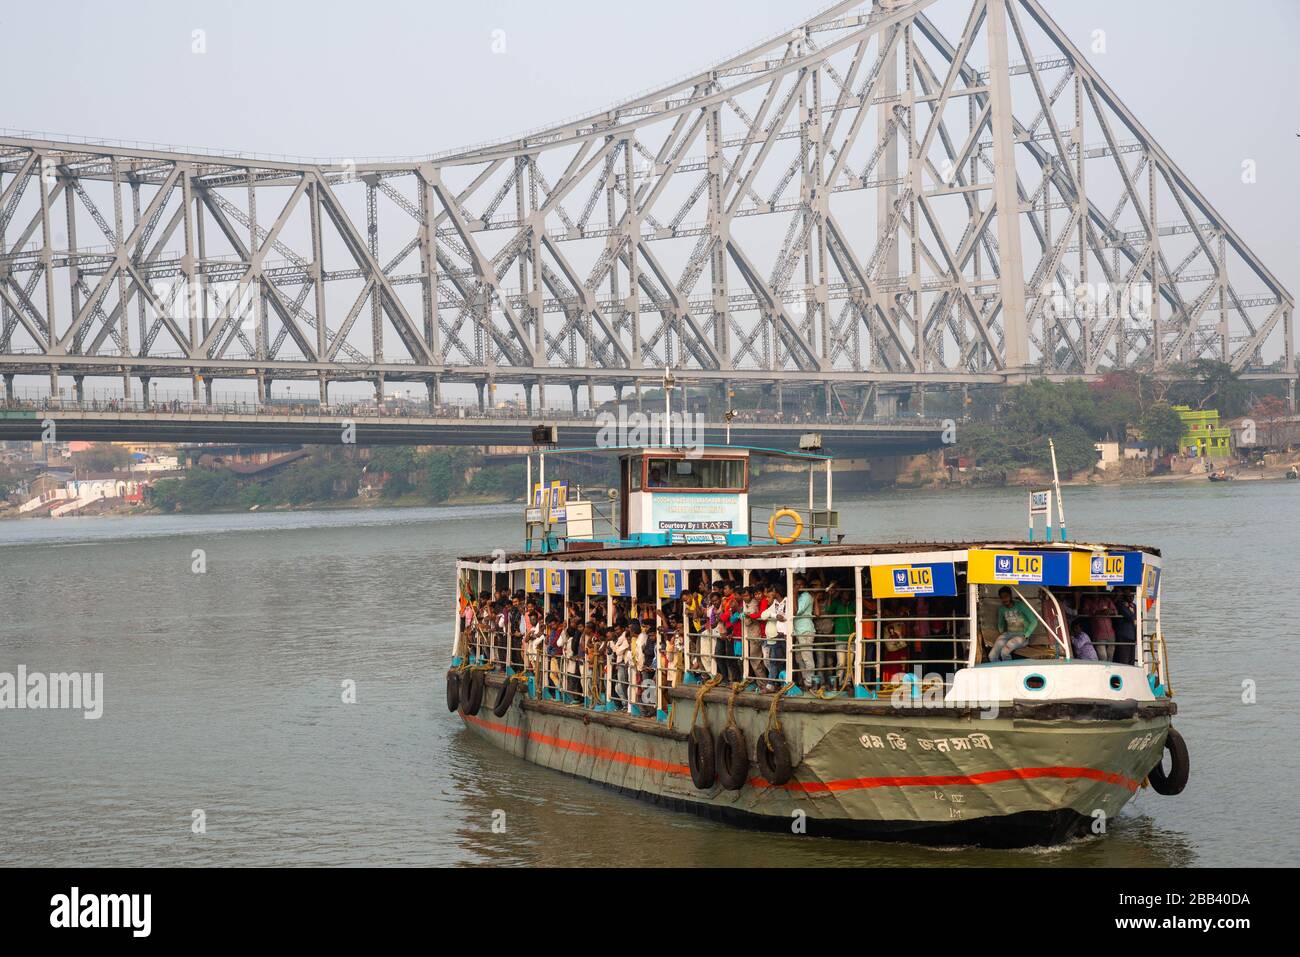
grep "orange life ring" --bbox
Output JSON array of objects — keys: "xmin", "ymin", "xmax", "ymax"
[{"xmin": 768, "ymin": 508, "xmax": 804, "ymax": 544}]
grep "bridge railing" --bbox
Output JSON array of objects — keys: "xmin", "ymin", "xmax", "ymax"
[{"xmin": 0, "ymin": 387, "xmax": 951, "ymax": 428}]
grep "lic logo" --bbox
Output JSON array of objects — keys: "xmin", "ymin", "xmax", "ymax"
[
  {"xmin": 995, "ymin": 555, "xmax": 1013, "ymax": 575},
  {"xmin": 893, "ymin": 569, "xmax": 910, "ymax": 590},
  {"xmin": 1091, "ymin": 556, "xmax": 1105, "ymax": 577}
]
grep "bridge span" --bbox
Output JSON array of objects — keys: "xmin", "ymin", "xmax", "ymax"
[{"xmin": 0, "ymin": 402, "xmax": 946, "ymax": 454}]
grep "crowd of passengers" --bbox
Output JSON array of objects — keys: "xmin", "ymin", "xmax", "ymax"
[
  {"xmin": 990, "ymin": 585, "xmax": 1139, "ymax": 664},
  {"xmin": 460, "ymin": 572, "xmax": 980, "ymax": 716}
]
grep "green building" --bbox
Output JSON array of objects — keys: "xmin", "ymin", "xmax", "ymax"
[{"xmin": 1172, "ymin": 405, "xmax": 1232, "ymax": 458}]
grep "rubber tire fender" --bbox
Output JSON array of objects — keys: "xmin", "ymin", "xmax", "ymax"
[
  {"xmin": 1148, "ymin": 726, "xmax": 1189, "ymax": 796},
  {"xmin": 688, "ymin": 726, "xmax": 717, "ymax": 789},
  {"xmin": 755, "ymin": 728, "xmax": 794, "ymax": 786},
  {"xmin": 716, "ymin": 726, "xmax": 750, "ymax": 791},
  {"xmin": 460, "ymin": 670, "xmax": 486, "ymax": 717},
  {"xmin": 446, "ymin": 670, "xmax": 462, "ymax": 712},
  {"xmin": 492, "ymin": 675, "xmax": 518, "ymax": 717}
]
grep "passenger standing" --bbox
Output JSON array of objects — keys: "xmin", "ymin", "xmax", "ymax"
[
  {"xmin": 740, "ymin": 586, "xmax": 763, "ymax": 681},
  {"xmin": 1113, "ymin": 589, "xmax": 1137, "ymax": 666},
  {"xmin": 792, "ymin": 577, "xmax": 817, "ymax": 688},
  {"xmin": 1086, "ymin": 592, "xmax": 1118, "ymax": 662},
  {"xmin": 824, "ymin": 584, "xmax": 853, "ymax": 690},
  {"xmin": 719, "ymin": 583, "xmax": 743, "ymax": 683},
  {"xmin": 762, "ymin": 585, "xmax": 789, "ymax": 689}
]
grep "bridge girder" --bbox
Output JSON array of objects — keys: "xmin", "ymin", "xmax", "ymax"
[{"xmin": 0, "ymin": 0, "xmax": 1293, "ymax": 400}]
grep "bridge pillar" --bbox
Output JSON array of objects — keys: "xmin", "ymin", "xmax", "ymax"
[
  {"xmin": 635, "ymin": 380, "xmax": 643, "ymax": 411},
  {"xmin": 876, "ymin": 391, "xmax": 899, "ymax": 419},
  {"xmin": 476, "ymin": 380, "xmax": 486, "ymax": 412},
  {"xmin": 3, "ymin": 373, "xmax": 13, "ymax": 402},
  {"xmin": 255, "ymin": 373, "xmax": 267, "ymax": 405},
  {"xmin": 587, "ymin": 377, "xmax": 596, "ymax": 414},
  {"xmin": 569, "ymin": 382, "xmax": 580, "ymax": 414},
  {"xmin": 374, "ymin": 373, "xmax": 385, "ymax": 405},
  {"xmin": 824, "ymin": 381, "xmax": 833, "ymax": 417},
  {"xmin": 191, "ymin": 373, "xmax": 201, "ymax": 402},
  {"xmin": 524, "ymin": 382, "xmax": 534, "ymax": 416},
  {"xmin": 205, "ymin": 377, "xmax": 215, "ymax": 406},
  {"xmin": 140, "ymin": 377, "xmax": 151, "ymax": 410},
  {"xmin": 317, "ymin": 375, "xmax": 328, "ymax": 406},
  {"xmin": 73, "ymin": 376, "xmax": 85, "ymax": 404},
  {"xmin": 49, "ymin": 365, "xmax": 59, "ymax": 403},
  {"xmin": 776, "ymin": 380, "xmax": 784, "ymax": 417}
]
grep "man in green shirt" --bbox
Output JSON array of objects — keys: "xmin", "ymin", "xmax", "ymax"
[
  {"xmin": 824, "ymin": 584, "xmax": 854, "ymax": 689},
  {"xmin": 990, "ymin": 586, "xmax": 1038, "ymax": 661}
]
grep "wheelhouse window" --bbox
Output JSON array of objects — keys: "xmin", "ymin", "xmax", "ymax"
[{"xmin": 645, "ymin": 457, "xmax": 745, "ymax": 490}]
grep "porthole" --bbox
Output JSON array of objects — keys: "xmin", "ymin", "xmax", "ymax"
[
  {"xmin": 1023, "ymin": 673, "xmax": 1047, "ymax": 692},
  {"xmin": 1109, "ymin": 675, "xmax": 1123, "ymax": 691}
]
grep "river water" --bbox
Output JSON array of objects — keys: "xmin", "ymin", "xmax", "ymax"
[{"xmin": 0, "ymin": 481, "xmax": 1294, "ymax": 867}]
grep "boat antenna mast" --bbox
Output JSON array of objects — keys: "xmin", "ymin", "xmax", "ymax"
[{"xmin": 1048, "ymin": 437, "xmax": 1068, "ymax": 542}]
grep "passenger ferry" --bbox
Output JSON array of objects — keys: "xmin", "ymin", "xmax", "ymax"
[{"xmin": 446, "ymin": 437, "xmax": 1188, "ymax": 848}]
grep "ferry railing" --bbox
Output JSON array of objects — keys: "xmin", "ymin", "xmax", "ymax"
[
  {"xmin": 853, "ymin": 613, "xmax": 971, "ymax": 699},
  {"xmin": 748, "ymin": 503, "xmax": 837, "ymax": 545}
]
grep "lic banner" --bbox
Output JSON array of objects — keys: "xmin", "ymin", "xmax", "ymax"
[
  {"xmin": 525, "ymin": 568, "xmax": 542, "ymax": 593},
  {"xmin": 656, "ymin": 569, "xmax": 683, "ymax": 599},
  {"xmin": 608, "ymin": 569, "xmax": 632, "ymax": 597},
  {"xmin": 545, "ymin": 568, "xmax": 567, "ymax": 595},
  {"xmin": 1068, "ymin": 551, "xmax": 1143, "ymax": 587},
  {"xmin": 586, "ymin": 568, "xmax": 607, "ymax": 596},
  {"xmin": 967, "ymin": 549, "xmax": 1070, "ymax": 586},
  {"xmin": 869, "ymin": 562, "xmax": 958, "ymax": 598}
]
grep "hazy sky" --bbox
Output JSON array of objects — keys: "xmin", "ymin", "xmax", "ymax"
[{"xmin": 2, "ymin": 0, "xmax": 1296, "ymax": 400}]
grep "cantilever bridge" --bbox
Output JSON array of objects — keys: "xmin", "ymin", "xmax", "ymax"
[{"xmin": 0, "ymin": 0, "xmax": 1294, "ymax": 443}]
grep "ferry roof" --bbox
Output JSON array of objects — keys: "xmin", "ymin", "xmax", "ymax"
[
  {"xmin": 464, "ymin": 540, "xmax": 1162, "ymax": 565},
  {"xmin": 534, "ymin": 443, "xmax": 834, "ymax": 462}
]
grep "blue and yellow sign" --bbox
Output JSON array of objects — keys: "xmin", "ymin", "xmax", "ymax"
[
  {"xmin": 1069, "ymin": 550, "xmax": 1143, "ymax": 587},
  {"xmin": 1143, "ymin": 563, "xmax": 1161, "ymax": 610},
  {"xmin": 525, "ymin": 568, "xmax": 542, "ymax": 593},
  {"xmin": 968, "ymin": 549, "xmax": 1070, "ymax": 586},
  {"xmin": 656, "ymin": 569, "xmax": 683, "ymax": 599},
  {"xmin": 609, "ymin": 569, "xmax": 632, "ymax": 597},
  {"xmin": 869, "ymin": 562, "xmax": 957, "ymax": 598},
  {"xmin": 545, "ymin": 568, "xmax": 567, "ymax": 595},
  {"xmin": 586, "ymin": 568, "xmax": 607, "ymax": 596}
]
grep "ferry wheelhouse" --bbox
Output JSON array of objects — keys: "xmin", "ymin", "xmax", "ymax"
[{"xmin": 447, "ymin": 443, "xmax": 1187, "ymax": 848}]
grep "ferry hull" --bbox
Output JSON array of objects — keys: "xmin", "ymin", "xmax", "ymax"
[{"xmin": 460, "ymin": 676, "xmax": 1174, "ymax": 848}]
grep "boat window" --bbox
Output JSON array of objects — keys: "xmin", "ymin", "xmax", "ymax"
[
  {"xmin": 628, "ymin": 457, "xmax": 641, "ymax": 491},
  {"xmin": 645, "ymin": 457, "xmax": 745, "ymax": 490}
]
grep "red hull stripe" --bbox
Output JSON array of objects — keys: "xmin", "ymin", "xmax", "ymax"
[{"xmin": 461, "ymin": 713, "xmax": 1139, "ymax": 793}]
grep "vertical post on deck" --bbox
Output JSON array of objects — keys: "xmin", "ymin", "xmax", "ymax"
[
  {"xmin": 853, "ymin": 564, "xmax": 864, "ymax": 691},
  {"xmin": 785, "ymin": 564, "xmax": 795, "ymax": 684}
]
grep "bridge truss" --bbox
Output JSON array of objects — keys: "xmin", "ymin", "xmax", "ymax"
[{"xmin": 0, "ymin": 0, "xmax": 1293, "ymax": 408}]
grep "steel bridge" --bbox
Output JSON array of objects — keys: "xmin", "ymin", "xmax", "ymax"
[
  {"xmin": 0, "ymin": 402, "xmax": 946, "ymax": 453},
  {"xmin": 1, "ymin": 0, "xmax": 1294, "ymax": 419}
]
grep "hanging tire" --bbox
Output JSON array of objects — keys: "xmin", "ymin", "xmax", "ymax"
[
  {"xmin": 1148, "ymin": 726, "xmax": 1189, "ymax": 796},
  {"xmin": 688, "ymin": 726, "xmax": 716, "ymax": 789},
  {"xmin": 716, "ymin": 726, "xmax": 750, "ymax": 791},
  {"xmin": 460, "ymin": 670, "xmax": 485, "ymax": 717},
  {"xmin": 446, "ymin": 670, "xmax": 461, "ymax": 712},
  {"xmin": 755, "ymin": 728, "xmax": 794, "ymax": 786},
  {"xmin": 492, "ymin": 675, "xmax": 518, "ymax": 717}
]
